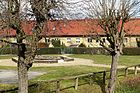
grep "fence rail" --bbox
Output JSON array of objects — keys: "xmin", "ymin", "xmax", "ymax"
[
  {"xmin": 37, "ymin": 71, "xmax": 110, "ymax": 93},
  {"xmin": 0, "ymin": 65, "xmax": 139, "ymax": 93},
  {"xmin": 125, "ymin": 64, "xmax": 140, "ymax": 76}
]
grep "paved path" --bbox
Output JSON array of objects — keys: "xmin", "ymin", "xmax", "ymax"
[
  {"xmin": 0, "ymin": 70, "xmax": 45, "ymax": 84},
  {"xmin": 0, "ymin": 58, "xmax": 118, "ymax": 67},
  {"xmin": 0, "ymin": 56, "xmax": 139, "ymax": 70}
]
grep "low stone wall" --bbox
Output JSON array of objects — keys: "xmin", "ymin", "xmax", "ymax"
[{"xmin": 34, "ymin": 56, "xmax": 74, "ymax": 63}]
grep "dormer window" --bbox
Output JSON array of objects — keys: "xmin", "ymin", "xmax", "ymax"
[{"xmin": 53, "ymin": 26, "xmax": 56, "ymax": 31}]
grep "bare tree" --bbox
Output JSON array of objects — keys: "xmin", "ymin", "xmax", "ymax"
[
  {"xmin": 0, "ymin": 0, "xmax": 65, "ymax": 93},
  {"xmin": 83, "ymin": 0, "xmax": 140, "ymax": 93}
]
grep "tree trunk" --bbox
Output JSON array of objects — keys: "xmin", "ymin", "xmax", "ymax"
[
  {"xmin": 108, "ymin": 52, "xmax": 120, "ymax": 93},
  {"xmin": 18, "ymin": 58, "xmax": 28, "ymax": 93},
  {"xmin": 17, "ymin": 43, "xmax": 28, "ymax": 93}
]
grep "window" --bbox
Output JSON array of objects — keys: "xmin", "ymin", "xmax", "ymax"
[
  {"xmin": 124, "ymin": 38, "xmax": 128, "ymax": 43},
  {"xmin": 67, "ymin": 38, "xmax": 71, "ymax": 43},
  {"xmin": 103, "ymin": 38, "xmax": 106, "ymax": 42},
  {"xmin": 136, "ymin": 38, "xmax": 140, "ymax": 41},
  {"xmin": 96, "ymin": 39, "xmax": 99, "ymax": 42},
  {"xmin": 48, "ymin": 39, "xmax": 50, "ymax": 42},
  {"xmin": 76, "ymin": 38, "xmax": 80, "ymax": 43},
  {"xmin": 88, "ymin": 37, "xmax": 92, "ymax": 43},
  {"xmin": 53, "ymin": 26, "xmax": 56, "ymax": 31},
  {"xmin": 46, "ymin": 39, "xmax": 50, "ymax": 43}
]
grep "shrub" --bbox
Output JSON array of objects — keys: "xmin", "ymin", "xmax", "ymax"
[
  {"xmin": 51, "ymin": 39, "xmax": 66, "ymax": 48},
  {"xmin": 123, "ymin": 48, "xmax": 140, "ymax": 55},
  {"xmin": 51, "ymin": 39, "xmax": 61, "ymax": 47},
  {"xmin": 0, "ymin": 48, "xmax": 18, "ymax": 54},
  {"xmin": 78, "ymin": 43, "xmax": 86, "ymax": 47},
  {"xmin": 0, "ymin": 47, "xmax": 140, "ymax": 55},
  {"xmin": 37, "ymin": 48, "xmax": 61, "ymax": 54},
  {"xmin": 116, "ymin": 76, "xmax": 140, "ymax": 93}
]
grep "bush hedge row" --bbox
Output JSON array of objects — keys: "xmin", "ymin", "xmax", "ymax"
[{"xmin": 0, "ymin": 47, "xmax": 140, "ymax": 55}]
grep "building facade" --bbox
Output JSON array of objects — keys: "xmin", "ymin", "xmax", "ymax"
[{"xmin": 0, "ymin": 19, "xmax": 140, "ymax": 48}]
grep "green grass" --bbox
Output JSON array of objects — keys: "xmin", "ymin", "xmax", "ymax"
[
  {"xmin": 0, "ymin": 65, "xmax": 139, "ymax": 93},
  {"xmin": 116, "ymin": 75, "xmax": 140, "ymax": 93},
  {"xmin": 69, "ymin": 54, "xmax": 140, "ymax": 66},
  {"xmin": 29, "ymin": 66, "xmax": 108, "ymax": 93},
  {"xmin": 30, "ymin": 66, "xmax": 107, "ymax": 81},
  {"xmin": 0, "ymin": 84, "xmax": 17, "ymax": 91},
  {"xmin": 0, "ymin": 55, "xmax": 16, "ymax": 59},
  {"xmin": 0, "ymin": 66, "xmax": 107, "ymax": 93},
  {"xmin": 30, "ymin": 66, "xmax": 140, "ymax": 93},
  {"xmin": 0, "ymin": 54, "xmax": 139, "ymax": 92},
  {"xmin": 0, "ymin": 66, "xmax": 16, "ymax": 70}
]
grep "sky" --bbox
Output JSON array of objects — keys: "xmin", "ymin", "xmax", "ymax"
[{"xmin": 11, "ymin": 0, "xmax": 140, "ymax": 19}]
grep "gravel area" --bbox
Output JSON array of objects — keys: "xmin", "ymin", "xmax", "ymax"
[
  {"xmin": 0, "ymin": 57, "xmax": 125, "ymax": 68},
  {"xmin": 0, "ymin": 70, "xmax": 45, "ymax": 84}
]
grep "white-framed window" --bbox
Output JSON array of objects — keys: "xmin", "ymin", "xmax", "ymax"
[
  {"xmin": 96, "ymin": 39, "xmax": 99, "ymax": 42},
  {"xmin": 136, "ymin": 38, "xmax": 140, "ymax": 41},
  {"xmin": 76, "ymin": 38, "xmax": 80, "ymax": 43},
  {"xmin": 87, "ymin": 37, "xmax": 92, "ymax": 43},
  {"xmin": 102, "ymin": 38, "xmax": 106, "ymax": 42},
  {"xmin": 124, "ymin": 38, "xmax": 128, "ymax": 43},
  {"xmin": 67, "ymin": 38, "xmax": 71, "ymax": 43}
]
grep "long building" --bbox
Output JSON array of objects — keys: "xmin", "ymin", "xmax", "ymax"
[{"xmin": 0, "ymin": 18, "xmax": 140, "ymax": 48}]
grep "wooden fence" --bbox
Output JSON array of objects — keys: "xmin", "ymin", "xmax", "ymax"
[
  {"xmin": 37, "ymin": 71, "xmax": 109, "ymax": 93},
  {"xmin": 0, "ymin": 64, "xmax": 139, "ymax": 93},
  {"xmin": 37, "ymin": 65, "xmax": 140, "ymax": 93},
  {"xmin": 125, "ymin": 64, "xmax": 140, "ymax": 77}
]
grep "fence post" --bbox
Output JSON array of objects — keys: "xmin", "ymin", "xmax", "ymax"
[
  {"xmin": 125, "ymin": 68, "xmax": 128, "ymax": 77},
  {"xmin": 134, "ymin": 66, "xmax": 138, "ymax": 75},
  {"xmin": 56, "ymin": 80, "xmax": 60, "ymax": 93},
  {"xmin": 89, "ymin": 75, "xmax": 93, "ymax": 85},
  {"xmin": 37, "ymin": 82, "xmax": 40, "ymax": 93},
  {"xmin": 75, "ymin": 77, "xmax": 79, "ymax": 90},
  {"xmin": 102, "ymin": 71, "xmax": 106, "ymax": 93},
  {"xmin": 103, "ymin": 71, "xmax": 106, "ymax": 85}
]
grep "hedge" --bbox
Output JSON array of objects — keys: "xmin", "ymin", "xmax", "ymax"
[
  {"xmin": 0, "ymin": 48, "xmax": 18, "ymax": 54},
  {"xmin": 0, "ymin": 47, "xmax": 140, "ymax": 55},
  {"xmin": 123, "ymin": 48, "xmax": 140, "ymax": 55}
]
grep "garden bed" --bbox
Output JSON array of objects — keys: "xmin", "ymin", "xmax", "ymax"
[{"xmin": 34, "ymin": 56, "xmax": 74, "ymax": 63}]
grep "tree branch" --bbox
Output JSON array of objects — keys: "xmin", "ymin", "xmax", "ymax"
[
  {"xmin": 12, "ymin": 58, "xmax": 18, "ymax": 63},
  {"xmin": 99, "ymin": 40, "xmax": 114, "ymax": 53},
  {"xmin": 0, "ymin": 39, "xmax": 18, "ymax": 45}
]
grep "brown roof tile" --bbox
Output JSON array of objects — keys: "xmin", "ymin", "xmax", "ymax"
[{"xmin": 1, "ymin": 19, "xmax": 140, "ymax": 37}]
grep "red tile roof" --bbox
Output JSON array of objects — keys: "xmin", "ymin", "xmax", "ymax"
[
  {"xmin": 124, "ymin": 18, "xmax": 140, "ymax": 35},
  {"xmin": 0, "ymin": 21, "xmax": 35, "ymax": 37},
  {"xmin": 1, "ymin": 18, "xmax": 140, "ymax": 37}
]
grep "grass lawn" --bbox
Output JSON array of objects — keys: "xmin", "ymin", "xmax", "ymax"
[
  {"xmin": 0, "ymin": 65, "xmax": 107, "ymax": 92},
  {"xmin": 0, "ymin": 65, "xmax": 107, "ymax": 81},
  {"xmin": 29, "ymin": 66, "xmax": 108, "ymax": 93},
  {"xmin": 0, "ymin": 65, "xmax": 139, "ymax": 93},
  {"xmin": 30, "ymin": 66, "xmax": 140, "ymax": 93},
  {"xmin": 30, "ymin": 66, "xmax": 107, "ymax": 81},
  {"xmin": 0, "ymin": 55, "xmax": 16, "ymax": 59},
  {"xmin": 0, "ymin": 54, "xmax": 139, "ymax": 93},
  {"xmin": 69, "ymin": 54, "xmax": 140, "ymax": 66},
  {"xmin": 0, "ymin": 66, "xmax": 16, "ymax": 70}
]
